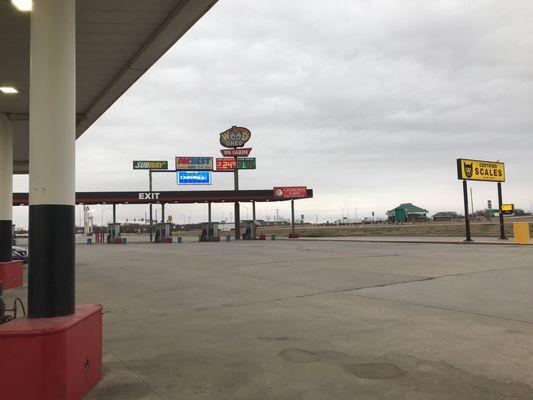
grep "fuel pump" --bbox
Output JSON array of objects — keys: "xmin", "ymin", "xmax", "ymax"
[{"xmin": 200, "ymin": 222, "xmax": 219, "ymax": 242}]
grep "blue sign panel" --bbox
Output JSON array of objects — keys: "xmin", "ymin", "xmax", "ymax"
[{"xmin": 177, "ymin": 171, "xmax": 212, "ymax": 185}]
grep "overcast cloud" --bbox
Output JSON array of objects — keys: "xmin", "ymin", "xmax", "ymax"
[{"xmin": 13, "ymin": 0, "xmax": 533, "ymax": 226}]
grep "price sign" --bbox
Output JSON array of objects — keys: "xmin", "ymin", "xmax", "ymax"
[
  {"xmin": 216, "ymin": 158, "xmax": 237, "ymax": 172},
  {"xmin": 237, "ymin": 158, "xmax": 256, "ymax": 170}
]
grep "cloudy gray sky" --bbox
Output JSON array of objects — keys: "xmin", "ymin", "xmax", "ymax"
[{"xmin": 13, "ymin": 0, "xmax": 533, "ymax": 226}]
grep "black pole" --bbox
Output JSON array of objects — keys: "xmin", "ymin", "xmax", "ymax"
[
  {"xmin": 463, "ymin": 180, "xmax": 473, "ymax": 242},
  {"xmin": 0, "ymin": 221, "xmax": 11, "ymax": 262},
  {"xmin": 112, "ymin": 203, "xmax": 116, "ymax": 240},
  {"xmin": 149, "ymin": 169, "xmax": 153, "ymax": 243},
  {"xmin": 497, "ymin": 182, "xmax": 507, "ymax": 240},
  {"xmin": 208, "ymin": 202, "xmax": 212, "ymax": 224},
  {"xmin": 252, "ymin": 201, "xmax": 256, "ymax": 221},
  {"xmin": 234, "ymin": 156, "xmax": 240, "ymax": 240},
  {"xmin": 291, "ymin": 200, "xmax": 295, "ymax": 234}
]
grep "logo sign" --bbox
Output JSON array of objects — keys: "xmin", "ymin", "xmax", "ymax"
[
  {"xmin": 500, "ymin": 203, "xmax": 514, "ymax": 215},
  {"xmin": 219, "ymin": 126, "xmax": 251, "ymax": 148},
  {"xmin": 237, "ymin": 157, "xmax": 256, "ymax": 170},
  {"xmin": 457, "ymin": 159, "xmax": 505, "ymax": 182},
  {"xmin": 175, "ymin": 157, "xmax": 213, "ymax": 171},
  {"xmin": 177, "ymin": 171, "xmax": 212, "ymax": 185},
  {"xmin": 273, "ymin": 186, "xmax": 308, "ymax": 199},
  {"xmin": 133, "ymin": 161, "xmax": 168, "ymax": 170},
  {"xmin": 216, "ymin": 158, "xmax": 237, "ymax": 172},
  {"xmin": 221, "ymin": 148, "xmax": 252, "ymax": 157}
]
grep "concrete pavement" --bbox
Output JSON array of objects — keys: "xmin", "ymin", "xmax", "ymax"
[{"xmin": 5, "ymin": 240, "xmax": 533, "ymax": 399}]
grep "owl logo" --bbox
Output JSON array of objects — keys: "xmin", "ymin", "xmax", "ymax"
[{"xmin": 464, "ymin": 162, "xmax": 473, "ymax": 178}]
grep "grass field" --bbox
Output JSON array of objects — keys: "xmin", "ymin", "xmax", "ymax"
[{"xmin": 172, "ymin": 219, "xmax": 532, "ymax": 239}]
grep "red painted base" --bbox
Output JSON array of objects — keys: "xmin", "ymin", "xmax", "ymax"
[
  {"xmin": 0, "ymin": 304, "xmax": 103, "ymax": 400},
  {"xmin": 288, "ymin": 233, "xmax": 300, "ymax": 239},
  {"xmin": 258, "ymin": 235, "xmax": 266, "ymax": 240},
  {"xmin": 0, "ymin": 260, "xmax": 23, "ymax": 290}
]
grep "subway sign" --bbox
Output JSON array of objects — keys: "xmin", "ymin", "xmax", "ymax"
[
  {"xmin": 133, "ymin": 160, "xmax": 168, "ymax": 170},
  {"xmin": 457, "ymin": 159, "xmax": 505, "ymax": 182},
  {"xmin": 175, "ymin": 157, "xmax": 213, "ymax": 171},
  {"xmin": 177, "ymin": 171, "xmax": 212, "ymax": 185}
]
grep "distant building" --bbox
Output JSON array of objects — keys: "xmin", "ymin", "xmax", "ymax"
[
  {"xmin": 432, "ymin": 211, "xmax": 462, "ymax": 221},
  {"xmin": 387, "ymin": 203, "xmax": 429, "ymax": 222}
]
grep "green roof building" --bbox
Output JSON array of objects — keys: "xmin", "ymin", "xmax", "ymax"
[{"xmin": 387, "ymin": 203, "xmax": 429, "ymax": 222}]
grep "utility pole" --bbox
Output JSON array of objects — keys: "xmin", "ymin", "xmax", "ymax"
[{"xmin": 276, "ymin": 209, "xmax": 279, "ymax": 222}]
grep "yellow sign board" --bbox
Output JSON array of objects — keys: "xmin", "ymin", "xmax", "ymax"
[
  {"xmin": 501, "ymin": 204, "xmax": 514, "ymax": 213},
  {"xmin": 457, "ymin": 159, "xmax": 505, "ymax": 182}
]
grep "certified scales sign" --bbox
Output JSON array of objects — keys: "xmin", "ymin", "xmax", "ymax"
[
  {"xmin": 457, "ymin": 159, "xmax": 505, "ymax": 182},
  {"xmin": 177, "ymin": 171, "xmax": 212, "ymax": 185},
  {"xmin": 133, "ymin": 160, "xmax": 168, "ymax": 170}
]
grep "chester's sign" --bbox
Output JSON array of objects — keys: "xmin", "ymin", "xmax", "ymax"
[
  {"xmin": 219, "ymin": 126, "xmax": 251, "ymax": 148},
  {"xmin": 457, "ymin": 159, "xmax": 505, "ymax": 182}
]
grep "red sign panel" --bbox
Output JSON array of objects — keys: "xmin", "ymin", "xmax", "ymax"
[
  {"xmin": 273, "ymin": 187, "xmax": 308, "ymax": 199},
  {"xmin": 220, "ymin": 148, "xmax": 252, "ymax": 157},
  {"xmin": 216, "ymin": 158, "xmax": 237, "ymax": 171}
]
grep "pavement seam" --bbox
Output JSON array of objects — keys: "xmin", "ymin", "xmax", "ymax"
[{"xmin": 352, "ymin": 293, "xmax": 533, "ymax": 325}]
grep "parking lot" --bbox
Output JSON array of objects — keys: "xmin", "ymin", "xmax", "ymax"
[{"xmin": 7, "ymin": 240, "xmax": 533, "ymax": 399}]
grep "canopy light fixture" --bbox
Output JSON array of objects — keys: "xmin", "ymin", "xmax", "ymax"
[
  {"xmin": 10, "ymin": 0, "xmax": 32, "ymax": 12},
  {"xmin": 0, "ymin": 86, "xmax": 19, "ymax": 94}
]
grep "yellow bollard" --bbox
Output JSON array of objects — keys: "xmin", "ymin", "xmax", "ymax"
[{"xmin": 513, "ymin": 222, "xmax": 530, "ymax": 244}]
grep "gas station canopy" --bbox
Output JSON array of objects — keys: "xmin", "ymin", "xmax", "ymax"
[
  {"xmin": 13, "ymin": 189, "xmax": 315, "ymax": 206},
  {"xmin": 0, "ymin": 0, "xmax": 218, "ymax": 174}
]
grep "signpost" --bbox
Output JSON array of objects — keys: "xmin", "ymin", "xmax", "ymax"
[
  {"xmin": 177, "ymin": 171, "xmax": 212, "ymax": 185},
  {"xmin": 219, "ymin": 126, "xmax": 253, "ymax": 239},
  {"xmin": 457, "ymin": 158, "xmax": 507, "ymax": 242},
  {"xmin": 133, "ymin": 160, "xmax": 169, "ymax": 242},
  {"xmin": 175, "ymin": 157, "xmax": 213, "ymax": 171}
]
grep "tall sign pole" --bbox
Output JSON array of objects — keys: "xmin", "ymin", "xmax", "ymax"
[
  {"xmin": 497, "ymin": 182, "xmax": 506, "ymax": 240},
  {"xmin": 462, "ymin": 180, "xmax": 472, "ymax": 242},
  {"xmin": 219, "ymin": 126, "xmax": 252, "ymax": 240},
  {"xmin": 133, "ymin": 161, "xmax": 168, "ymax": 243},
  {"xmin": 234, "ymin": 155, "xmax": 240, "ymax": 240}
]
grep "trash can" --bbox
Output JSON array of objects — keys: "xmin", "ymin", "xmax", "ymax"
[
  {"xmin": 271, "ymin": 234, "xmax": 276, "ymax": 240},
  {"xmin": 121, "ymin": 238, "xmax": 127, "ymax": 245},
  {"xmin": 514, "ymin": 222, "xmax": 530, "ymax": 244},
  {"xmin": 176, "ymin": 237, "xmax": 183, "ymax": 244},
  {"xmin": 226, "ymin": 235, "xmax": 231, "ymax": 241},
  {"xmin": 86, "ymin": 238, "xmax": 92, "ymax": 245}
]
